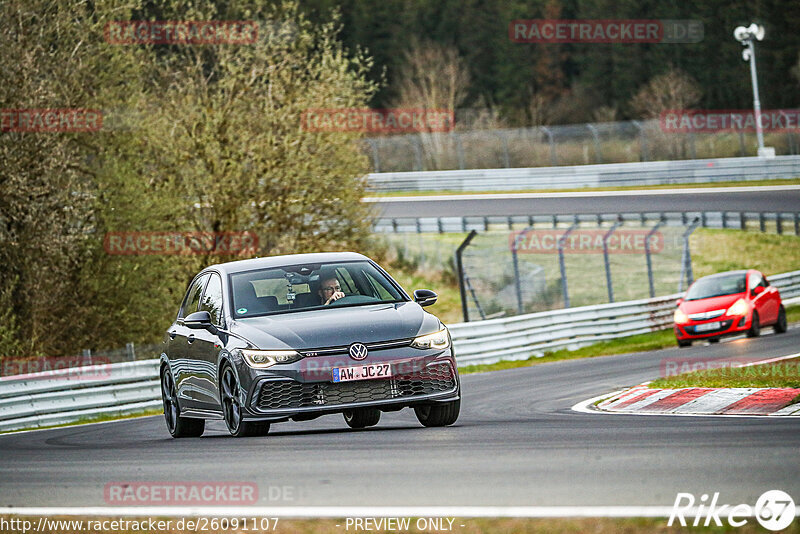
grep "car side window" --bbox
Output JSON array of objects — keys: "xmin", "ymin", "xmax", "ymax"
[
  {"xmin": 199, "ymin": 273, "xmax": 224, "ymax": 326},
  {"xmin": 179, "ymin": 274, "xmax": 208, "ymax": 319},
  {"xmin": 749, "ymin": 273, "xmax": 764, "ymax": 291}
]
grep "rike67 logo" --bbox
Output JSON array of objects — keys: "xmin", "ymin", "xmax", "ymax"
[{"xmin": 669, "ymin": 490, "xmax": 796, "ymax": 530}]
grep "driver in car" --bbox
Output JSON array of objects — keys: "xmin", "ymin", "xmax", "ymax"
[{"xmin": 318, "ymin": 274, "xmax": 346, "ymax": 305}]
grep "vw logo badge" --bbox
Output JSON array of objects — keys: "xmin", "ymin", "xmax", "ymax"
[{"xmin": 349, "ymin": 343, "xmax": 368, "ymax": 361}]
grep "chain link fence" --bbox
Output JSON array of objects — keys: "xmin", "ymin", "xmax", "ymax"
[{"xmin": 363, "ymin": 119, "xmax": 800, "ymax": 173}]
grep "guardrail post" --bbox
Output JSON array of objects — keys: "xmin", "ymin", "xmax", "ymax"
[
  {"xmin": 81, "ymin": 349, "xmax": 92, "ymax": 366},
  {"xmin": 645, "ymin": 217, "xmax": 667, "ymax": 298},
  {"xmin": 602, "ymin": 218, "xmax": 623, "ymax": 303},
  {"xmin": 795, "ymin": 213, "xmax": 799, "ymax": 236},
  {"xmin": 777, "ymin": 213, "xmax": 783, "ymax": 235},
  {"xmin": 587, "ymin": 124, "xmax": 603, "ymax": 163},
  {"xmin": 740, "ymin": 212, "xmax": 746, "ymax": 230},
  {"xmin": 759, "ymin": 212, "xmax": 766, "ymax": 232},
  {"xmin": 541, "ymin": 127, "xmax": 557, "ymax": 166},
  {"xmin": 455, "ymin": 230, "xmax": 478, "ymax": 322},
  {"xmin": 126, "ymin": 342, "xmax": 136, "ymax": 362},
  {"xmin": 678, "ymin": 217, "xmax": 701, "ymax": 292},
  {"xmin": 558, "ymin": 222, "xmax": 578, "ymax": 308}
]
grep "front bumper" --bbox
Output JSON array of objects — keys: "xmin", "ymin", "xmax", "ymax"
[
  {"xmin": 674, "ymin": 313, "xmax": 751, "ymax": 340},
  {"xmin": 238, "ymin": 350, "xmax": 460, "ymax": 421}
]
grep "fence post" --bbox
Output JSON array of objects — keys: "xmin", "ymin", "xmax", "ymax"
[
  {"xmin": 587, "ymin": 124, "xmax": 603, "ymax": 163},
  {"xmin": 126, "ymin": 342, "xmax": 136, "ymax": 361},
  {"xmin": 645, "ymin": 217, "xmax": 667, "ymax": 298},
  {"xmin": 81, "ymin": 349, "xmax": 92, "ymax": 366},
  {"xmin": 454, "ymin": 132, "xmax": 466, "ymax": 170},
  {"xmin": 632, "ymin": 120, "xmax": 648, "ymax": 161},
  {"xmin": 558, "ymin": 222, "xmax": 579, "ymax": 308},
  {"xmin": 678, "ymin": 217, "xmax": 701, "ymax": 292},
  {"xmin": 602, "ymin": 218, "xmax": 623, "ymax": 303},
  {"xmin": 497, "ymin": 130, "xmax": 511, "ymax": 168},
  {"xmin": 367, "ymin": 138, "xmax": 381, "ymax": 173},
  {"xmin": 541, "ymin": 127, "xmax": 557, "ymax": 166},
  {"xmin": 455, "ymin": 230, "xmax": 478, "ymax": 322},
  {"xmin": 412, "ymin": 136, "xmax": 424, "ymax": 171}
]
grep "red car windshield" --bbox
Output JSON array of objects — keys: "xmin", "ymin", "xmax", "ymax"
[{"xmin": 685, "ymin": 273, "xmax": 747, "ymax": 300}]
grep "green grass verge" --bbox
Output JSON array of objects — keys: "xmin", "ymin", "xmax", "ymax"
[
  {"xmin": 0, "ymin": 408, "xmax": 162, "ymax": 435},
  {"xmin": 366, "ymin": 177, "xmax": 800, "ymax": 198},
  {"xmin": 648, "ymin": 358, "xmax": 800, "ymax": 389},
  {"xmin": 459, "ymin": 329, "xmax": 676, "ymax": 374}
]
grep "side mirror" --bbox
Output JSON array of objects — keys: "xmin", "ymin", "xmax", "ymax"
[
  {"xmin": 676, "ymin": 298, "xmax": 683, "ymax": 307},
  {"xmin": 413, "ymin": 289, "xmax": 438, "ymax": 307},
  {"xmin": 185, "ymin": 310, "xmax": 214, "ymax": 330},
  {"xmin": 752, "ymin": 286, "xmax": 765, "ymax": 296}
]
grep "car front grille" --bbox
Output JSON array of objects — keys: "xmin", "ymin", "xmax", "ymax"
[
  {"xmin": 689, "ymin": 319, "xmax": 734, "ymax": 334},
  {"xmin": 255, "ymin": 363, "xmax": 457, "ymax": 410}
]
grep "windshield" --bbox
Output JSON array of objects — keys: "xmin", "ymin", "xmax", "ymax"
[
  {"xmin": 230, "ymin": 261, "xmax": 405, "ymax": 318},
  {"xmin": 685, "ymin": 273, "xmax": 746, "ymax": 300}
]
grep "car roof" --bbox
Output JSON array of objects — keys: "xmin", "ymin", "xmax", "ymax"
[
  {"xmin": 205, "ymin": 252, "xmax": 371, "ymax": 276},
  {"xmin": 697, "ymin": 269, "xmax": 749, "ymax": 280}
]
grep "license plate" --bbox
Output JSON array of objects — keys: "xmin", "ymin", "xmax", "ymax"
[
  {"xmin": 332, "ymin": 363, "xmax": 392, "ymax": 383},
  {"xmin": 695, "ymin": 321, "xmax": 721, "ymax": 332}
]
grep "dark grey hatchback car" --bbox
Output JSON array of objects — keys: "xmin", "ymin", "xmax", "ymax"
[{"xmin": 160, "ymin": 252, "xmax": 461, "ymax": 437}]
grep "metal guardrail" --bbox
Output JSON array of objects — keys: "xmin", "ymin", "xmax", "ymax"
[
  {"xmin": 0, "ymin": 360, "xmax": 160, "ymax": 433},
  {"xmin": 374, "ymin": 211, "xmax": 800, "ymax": 234},
  {"xmin": 367, "ymin": 155, "xmax": 800, "ymax": 193},
  {"xmin": 1, "ymin": 268, "xmax": 798, "ymax": 432}
]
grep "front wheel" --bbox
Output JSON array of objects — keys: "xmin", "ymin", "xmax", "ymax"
[
  {"xmin": 220, "ymin": 363, "xmax": 270, "ymax": 437},
  {"xmin": 343, "ymin": 408, "xmax": 381, "ymax": 429},
  {"xmin": 414, "ymin": 399, "xmax": 460, "ymax": 427},
  {"xmin": 161, "ymin": 366, "xmax": 205, "ymax": 438},
  {"xmin": 774, "ymin": 306, "xmax": 787, "ymax": 334},
  {"xmin": 677, "ymin": 339, "xmax": 692, "ymax": 348},
  {"xmin": 746, "ymin": 312, "xmax": 761, "ymax": 338}
]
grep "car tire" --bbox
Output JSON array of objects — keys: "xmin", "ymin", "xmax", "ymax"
[
  {"xmin": 746, "ymin": 311, "xmax": 760, "ymax": 338},
  {"xmin": 708, "ymin": 337, "xmax": 720, "ymax": 344},
  {"xmin": 220, "ymin": 363, "xmax": 270, "ymax": 437},
  {"xmin": 343, "ymin": 408, "xmax": 381, "ymax": 429},
  {"xmin": 414, "ymin": 399, "xmax": 460, "ymax": 427},
  {"xmin": 774, "ymin": 306, "xmax": 788, "ymax": 334},
  {"xmin": 161, "ymin": 366, "xmax": 205, "ymax": 438},
  {"xmin": 677, "ymin": 339, "xmax": 692, "ymax": 348}
]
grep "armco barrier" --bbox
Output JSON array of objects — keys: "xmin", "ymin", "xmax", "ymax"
[
  {"xmin": 367, "ymin": 155, "xmax": 800, "ymax": 193},
  {"xmin": 1, "ymin": 269, "xmax": 798, "ymax": 432}
]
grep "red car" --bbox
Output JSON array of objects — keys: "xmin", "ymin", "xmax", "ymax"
[{"xmin": 674, "ymin": 269, "xmax": 787, "ymax": 347}]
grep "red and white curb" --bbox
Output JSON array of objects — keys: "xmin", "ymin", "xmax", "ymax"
[{"xmin": 580, "ymin": 385, "xmax": 800, "ymax": 416}]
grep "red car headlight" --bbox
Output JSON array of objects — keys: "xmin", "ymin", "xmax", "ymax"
[
  {"xmin": 726, "ymin": 298, "xmax": 749, "ymax": 316},
  {"xmin": 674, "ymin": 309, "xmax": 689, "ymax": 324}
]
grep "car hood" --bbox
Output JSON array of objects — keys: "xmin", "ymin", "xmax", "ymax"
[
  {"xmin": 230, "ymin": 301, "xmax": 440, "ymax": 349},
  {"xmin": 680, "ymin": 293, "xmax": 744, "ymax": 315}
]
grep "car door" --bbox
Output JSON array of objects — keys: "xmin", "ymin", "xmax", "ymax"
[
  {"xmin": 190, "ymin": 271, "xmax": 227, "ymax": 411},
  {"xmin": 171, "ymin": 273, "xmax": 209, "ymax": 407},
  {"xmin": 750, "ymin": 271, "xmax": 777, "ymax": 324}
]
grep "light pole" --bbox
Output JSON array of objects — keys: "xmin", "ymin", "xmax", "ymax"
[{"xmin": 734, "ymin": 23, "xmax": 774, "ymax": 158}]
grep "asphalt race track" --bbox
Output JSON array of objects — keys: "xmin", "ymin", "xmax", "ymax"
[
  {"xmin": 370, "ymin": 186, "xmax": 800, "ymax": 218},
  {"xmin": 1, "ymin": 328, "xmax": 798, "ymax": 508}
]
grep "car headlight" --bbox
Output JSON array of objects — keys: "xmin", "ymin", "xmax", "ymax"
[
  {"xmin": 674, "ymin": 309, "xmax": 689, "ymax": 324},
  {"xmin": 240, "ymin": 349, "xmax": 302, "ymax": 368},
  {"xmin": 726, "ymin": 298, "xmax": 749, "ymax": 316},
  {"xmin": 411, "ymin": 328, "xmax": 450, "ymax": 350}
]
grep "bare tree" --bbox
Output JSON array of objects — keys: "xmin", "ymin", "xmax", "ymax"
[
  {"xmin": 630, "ymin": 67, "xmax": 702, "ymax": 158},
  {"xmin": 391, "ymin": 39, "xmax": 470, "ymax": 169}
]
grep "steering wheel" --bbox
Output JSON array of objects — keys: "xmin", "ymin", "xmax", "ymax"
[{"xmin": 329, "ymin": 295, "xmax": 379, "ymax": 306}]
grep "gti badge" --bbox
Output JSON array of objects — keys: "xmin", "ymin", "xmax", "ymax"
[{"xmin": 349, "ymin": 343, "xmax": 368, "ymax": 361}]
